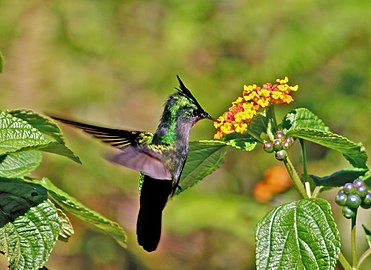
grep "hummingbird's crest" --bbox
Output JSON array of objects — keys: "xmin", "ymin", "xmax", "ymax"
[{"xmin": 176, "ymin": 75, "xmax": 203, "ymax": 110}]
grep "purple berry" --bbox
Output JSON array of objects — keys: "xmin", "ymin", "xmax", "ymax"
[
  {"xmin": 335, "ymin": 190, "xmax": 347, "ymax": 206},
  {"xmin": 356, "ymin": 185, "xmax": 368, "ymax": 198},
  {"xmin": 263, "ymin": 141, "xmax": 274, "ymax": 153},
  {"xmin": 273, "ymin": 139, "xmax": 283, "ymax": 151},
  {"xmin": 275, "ymin": 150, "xmax": 287, "ymax": 161},
  {"xmin": 346, "ymin": 194, "xmax": 361, "ymax": 208},
  {"xmin": 343, "ymin": 183, "xmax": 355, "ymax": 194},
  {"xmin": 353, "ymin": 178, "xmax": 365, "ymax": 188},
  {"xmin": 275, "ymin": 131, "xmax": 285, "ymax": 140}
]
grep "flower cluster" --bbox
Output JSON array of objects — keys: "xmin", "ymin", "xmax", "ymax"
[{"xmin": 214, "ymin": 77, "xmax": 298, "ymax": 139}]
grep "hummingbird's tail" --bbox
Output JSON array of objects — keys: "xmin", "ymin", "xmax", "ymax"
[{"xmin": 136, "ymin": 176, "xmax": 172, "ymax": 252}]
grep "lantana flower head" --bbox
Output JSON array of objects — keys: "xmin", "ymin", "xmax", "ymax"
[{"xmin": 214, "ymin": 76, "xmax": 298, "ymax": 139}]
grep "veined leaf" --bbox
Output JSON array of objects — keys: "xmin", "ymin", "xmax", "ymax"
[
  {"xmin": 0, "ymin": 111, "xmax": 50, "ymax": 155},
  {"xmin": 256, "ymin": 198, "xmax": 340, "ymax": 270},
  {"xmin": 0, "ymin": 150, "xmax": 42, "ymax": 178},
  {"xmin": 287, "ymin": 128, "xmax": 367, "ymax": 168},
  {"xmin": 311, "ymin": 168, "xmax": 369, "ymax": 188},
  {"xmin": 9, "ymin": 110, "xmax": 81, "ymax": 163},
  {"xmin": 282, "ymin": 108, "xmax": 329, "ymax": 131},
  {"xmin": 0, "ymin": 178, "xmax": 48, "ymax": 227},
  {"xmin": 0, "ymin": 200, "xmax": 61, "ymax": 270},
  {"xmin": 175, "ymin": 140, "xmax": 228, "ymax": 195},
  {"xmin": 56, "ymin": 209, "xmax": 74, "ymax": 242},
  {"xmin": 35, "ymin": 177, "xmax": 127, "ymax": 248}
]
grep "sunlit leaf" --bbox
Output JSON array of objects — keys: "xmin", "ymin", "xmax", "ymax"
[
  {"xmin": 0, "ymin": 150, "xmax": 42, "ymax": 178},
  {"xmin": 311, "ymin": 168, "xmax": 369, "ymax": 188},
  {"xmin": 282, "ymin": 108, "xmax": 329, "ymax": 131},
  {"xmin": 0, "ymin": 111, "xmax": 50, "ymax": 155},
  {"xmin": 9, "ymin": 110, "xmax": 81, "ymax": 163},
  {"xmin": 0, "ymin": 200, "xmax": 61, "ymax": 269},
  {"xmin": 0, "ymin": 178, "xmax": 48, "ymax": 227},
  {"xmin": 256, "ymin": 198, "xmax": 340, "ymax": 270},
  {"xmin": 287, "ymin": 129, "xmax": 367, "ymax": 168},
  {"xmin": 35, "ymin": 177, "xmax": 127, "ymax": 248},
  {"xmin": 56, "ymin": 208, "xmax": 74, "ymax": 242},
  {"xmin": 175, "ymin": 140, "xmax": 228, "ymax": 195}
]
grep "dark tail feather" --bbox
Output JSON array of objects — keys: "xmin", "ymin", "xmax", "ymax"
[{"xmin": 136, "ymin": 176, "xmax": 172, "ymax": 252}]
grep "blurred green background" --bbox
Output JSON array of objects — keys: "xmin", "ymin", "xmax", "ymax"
[{"xmin": 0, "ymin": 0, "xmax": 370, "ymax": 269}]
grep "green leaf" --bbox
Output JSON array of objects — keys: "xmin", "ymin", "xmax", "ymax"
[
  {"xmin": 175, "ymin": 140, "xmax": 228, "ymax": 195},
  {"xmin": 287, "ymin": 128, "xmax": 367, "ymax": 168},
  {"xmin": 311, "ymin": 168, "xmax": 369, "ymax": 188},
  {"xmin": 35, "ymin": 177, "xmax": 127, "ymax": 248},
  {"xmin": 247, "ymin": 112, "xmax": 270, "ymax": 142},
  {"xmin": 9, "ymin": 110, "xmax": 81, "ymax": 163},
  {"xmin": 256, "ymin": 198, "xmax": 340, "ymax": 270},
  {"xmin": 222, "ymin": 134, "xmax": 257, "ymax": 151},
  {"xmin": 0, "ymin": 150, "xmax": 42, "ymax": 178},
  {"xmin": 0, "ymin": 111, "xmax": 50, "ymax": 155},
  {"xmin": 0, "ymin": 178, "xmax": 48, "ymax": 227},
  {"xmin": 0, "ymin": 200, "xmax": 62, "ymax": 269},
  {"xmin": 40, "ymin": 141, "xmax": 81, "ymax": 164},
  {"xmin": 56, "ymin": 209, "xmax": 74, "ymax": 242},
  {"xmin": 362, "ymin": 225, "xmax": 371, "ymax": 248},
  {"xmin": 282, "ymin": 108, "xmax": 330, "ymax": 131}
]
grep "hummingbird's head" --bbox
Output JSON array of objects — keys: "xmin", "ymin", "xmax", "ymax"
[{"xmin": 164, "ymin": 76, "xmax": 214, "ymax": 125}]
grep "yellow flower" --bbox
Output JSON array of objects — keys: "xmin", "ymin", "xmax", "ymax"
[{"xmin": 234, "ymin": 122, "xmax": 248, "ymax": 133}]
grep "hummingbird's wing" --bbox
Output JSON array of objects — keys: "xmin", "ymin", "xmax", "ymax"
[{"xmin": 49, "ymin": 115, "xmax": 172, "ymax": 180}]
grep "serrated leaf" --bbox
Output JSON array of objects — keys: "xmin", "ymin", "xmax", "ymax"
[
  {"xmin": 0, "ymin": 200, "xmax": 61, "ymax": 270},
  {"xmin": 9, "ymin": 110, "xmax": 81, "ymax": 163},
  {"xmin": 0, "ymin": 111, "xmax": 50, "ymax": 155},
  {"xmin": 311, "ymin": 168, "xmax": 369, "ymax": 188},
  {"xmin": 247, "ymin": 112, "xmax": 270, "ymax": 142},
  {"xmin": 175, "ymin": 140, "xmax": 228, "ymax": 196},
  {"xmin": 222, "ymin": 134, "xmax": 257, "ymax": 151},
  {"xmin": 0, "ymin": 178, "xmax": 48, "ymax": 227},
  {"xmin": 282, "ymin": 108, "xmax": 329, "ymax": 131},
  {"xmin": 56, "ymin": 209, "xmax": 74, "ymax": 242},
  {"xmin": 35, "ymin": 177, "xmax": 127, "ymax": 248},
  {"xmin": 362, "ymin": 225, "xmax": 371, "ymax": 248},
  {"xmin": 0, "ymin": 150, "xmax": 42, "ymax": 178},
  {"xmin": 286, "ymin": 128, "xmax": 367, "ymax": 168},
  {"xmin": 256, "ymin": 198, "xmax": 340, "ymax": 270}
]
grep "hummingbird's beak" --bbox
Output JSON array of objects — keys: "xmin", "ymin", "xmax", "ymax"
[{"xmin": 202, "ymin": 111, "xmax": 217, "ymax": 122}]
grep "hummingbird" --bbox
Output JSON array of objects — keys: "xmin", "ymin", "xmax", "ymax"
[{"xmin": 49, "ymin": 76, "xmax": 213, "ymax": 252}]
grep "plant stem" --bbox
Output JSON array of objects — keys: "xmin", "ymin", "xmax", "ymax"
[
  {"xmin": 351, "ymin": 213, "xmax": 358, "ymax": 269},
  {"xmin": 300, "ymin": 139, "xmax": 312, "ymax": 198},
  {"xmin": 283, "ymin": 155, "xmax": 308, "ymax": 199},
  {"xmin": 338, "ymin": 252, "xmax": 352, "ymax": 270}
]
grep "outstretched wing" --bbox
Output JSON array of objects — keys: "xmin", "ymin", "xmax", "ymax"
[
  {"xmin": 49, "ymin": 115, "xmax": 171, "ymax": 179},
  {"xmin": 49, "ymin": 115, "xmax": 150, "ymax": 148}
]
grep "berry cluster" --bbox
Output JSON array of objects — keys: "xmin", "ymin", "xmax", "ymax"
[
  {"xmin": 335, "ymin": 178, "xmax": 371, "ymax": 219},
  {"xmin": 263, "ymin": 131, "xmax": 294, "ymax": 160}
]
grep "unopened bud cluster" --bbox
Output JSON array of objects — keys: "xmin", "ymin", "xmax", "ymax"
[
  {"xmin": 263, "ymin": 131, "xmax": 294, "ymax": 160},
  {"xmin": 335, "ymin": 178, "xmax": 371, "ymax": 219}
]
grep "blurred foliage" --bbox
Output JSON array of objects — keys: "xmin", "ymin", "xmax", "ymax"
[{"xmin": 0, "ymin": 0, "xmax": 370, "ymax": 269}]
